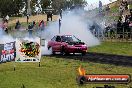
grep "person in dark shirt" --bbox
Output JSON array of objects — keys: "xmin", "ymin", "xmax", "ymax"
[
  {"xmin": 117, "ymin": 20, "xmax": 123, "ymax": 34},
  {"xmin": 60, "ymin": 9, "xmax": 62, "ymax": 19},
  {"xmin": 123, "ymin": 20, "xmax": 130, "ymax": 32},
  {"xmin": 15, "ymin": 20, "xmax": 21, "ymax": 29},
  {"xmin": 28, "ymin": 23, "xmax": 33, "ymax": 38},
  {"xmin": 27, "ymin": 14, "xmax": 29, "ymax": 24},
  {"xmin": 47, "ymin": 11, "xmax": 53, "ymax": 21}
]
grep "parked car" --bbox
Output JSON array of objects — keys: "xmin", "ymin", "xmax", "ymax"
[{"xmin": 48, "ymin": 35, "xmax": 87, "ymax": 55}]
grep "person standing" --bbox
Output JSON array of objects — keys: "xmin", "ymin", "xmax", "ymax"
[
  {"xmin": 27, "ymin": 14, "xmax": 29, "ymax": 24},
  {"xmin": 39, "ymin": 20, "xmax": 45, "ymax": 31},
  {"xmin": 15, "ymin": 20, "xmax": 21, "ymax": 30},
  {"xmin": 3, "ymin": 21, "xmax": 8, "ymax": 34},
  {"xmin": 119, "ymin": 4, "xmax": 125, "ymax": 16},
  {"xmin": 28, "ymin": 21, "xmax": 36, "ymax": 37},
  {"xmin": 47, "ymin": 11, "xmax": 53, "ymax": 21},
  {"xmin": 99, "ymin": 0, "xmax": 103, "ymax": 14},
  {"xmin": 28, "ymin": 23, "xmax": 33, "ymax": 37},
  {"xmin": 60, "ymin": 9, "xmax": 62, "ymax": 19},
  {"xmin": 5, "ymin": 15, "xmax": 9, "ymax": 23}
]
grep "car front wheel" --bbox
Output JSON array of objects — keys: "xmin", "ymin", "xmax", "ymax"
[{"xmin": 82, "ymin": 52, "xmax": 86, "ymax": 56}]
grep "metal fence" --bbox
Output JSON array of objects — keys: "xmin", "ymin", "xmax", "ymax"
[{"xmin": 94, "ymin": 27, "xmax": 132, "ymax": 42}]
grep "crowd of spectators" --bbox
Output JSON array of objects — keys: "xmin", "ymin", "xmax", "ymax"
[
  {"xmin": 0, "ymin": 15, "xmax": 9, "ymax": 34},
  {"xmin": 104, "ymin": 0, "xmax": 132, "ymax": 39},
  {"xmin": 119, "ymin": 0, "xmax": 129, "ymax": 16}
]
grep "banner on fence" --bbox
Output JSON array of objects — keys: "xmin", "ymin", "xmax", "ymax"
[
  {"xmin": 0, "ymin": 42, "xmax": 15, "ymax": 63},
  {"xmin": 15, "ymin": 37, "xmax": 41, "ymax": 62}
]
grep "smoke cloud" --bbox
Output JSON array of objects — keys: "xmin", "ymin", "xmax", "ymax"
[
  {"xmin": 0, "ymin": 29, "xmax": 15, "ymax": 43},
  {"xmin": 42, "ymin": 11, "xmax": 100, "ymax": 47},
  {"xmin": 0, "ymin": 9, "xmax": 102, "ymax": 56},
  {"xmin": 41, "ymin": 40, "xmax": 52, "ymax": 55}
]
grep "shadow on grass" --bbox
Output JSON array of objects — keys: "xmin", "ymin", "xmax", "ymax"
[{"xmin": 48, "ymin": 52, "xmax": 132, "ymax": 67}]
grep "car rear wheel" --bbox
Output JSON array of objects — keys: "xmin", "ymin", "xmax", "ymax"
[
  {"xmin": 60, "ymin": 46, "xmax": 65, "ymax": 55},
  {"xmin": 61, "ymin": 46, "xmax": 68, "ymax": 55}
]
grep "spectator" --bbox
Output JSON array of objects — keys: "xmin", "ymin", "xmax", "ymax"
[
  {"xmin": 32, "ymin": 21, "xmax": 36, "ymax": 27},
  {"xmin": 119, "ymin": 4, "xmax": 125, "ymax": 16},
  {"xmin": 123, "ymin": 19, "xmax": 130, "ymax": 32},
  {"xmin": 15, "ymin": 20, "xmax": 21, "ymax": 30},
  {"xmin": 60, "ymin": 9, "xmax": 62, "ymax": 19},
  {"xmin": 39, "ymin": 20, "xmax": 45, "ymax": 31},
  {"xmin": 117, "ymin": 18, "xmax": 123, "ymax": 34},
  {"xmin": 122, "ymin": 15, "xmax": 126, "ymax": 22},
  {"xmin": 3, "ymin": 21, "xmax": 8, "ymax": 34},
  {"xmin": 119, "ymin": 16, "xmax": 122, "ymax": 22},
  {"xmin": 27, "ymin": 14, "xmax": 29, "ymax": 24},
  {"xmin": 27, "ymin": 21, "xmax": 36, "ymax": 37},
  {"xmin": 124, "ymin": 0, "xmax": 128, "ymax": 10},
  {"xmin": 5, "ymin": 15, "xmax": 9, "ymax": 23},
  {"xmin": 105, "ymin": 5, "xmax": 110, "ymax": 12},
  {"xmin": 129, "ymin": 21, "xmax": 132, "ymax": 27},
  {"xmin": 129, "ymin": 13, "xmax": 132, "ymax": 21},
  {"xmin": 130, "ymin": 9, "xmax": 132, "ymax": 15},
  {"xmin": 28, "ymin": 23, "xmax": 33, "ymax": 37},
  {"xmin": 47, "ymin": 11, "xmax": 53, "ymax": 21},
  {"xmin": 128, "ymin": 4, "xmax": 130, "ymax": 10}
]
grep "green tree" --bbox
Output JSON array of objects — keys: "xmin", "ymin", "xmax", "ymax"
[
  {"xmin": 30, "ymin": 0, "xmax": 38, "ymax": 15},
  {"xmin": 39, "ymin": 0, "xmax": 87, "ymax": 14},
  {"xmin": 0, "ymin": 0, "xmax": 25, "ymax": 17},
  {"xmin": 51, "ymin": 0, "xmax": 87, "ymax": 13},
  {"xmin": 40, "ymin": 0, "xmax": 51, "ymax": 13}
]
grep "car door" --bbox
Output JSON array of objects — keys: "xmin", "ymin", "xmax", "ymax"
[
  {"xmin": 54, "ymin": 36, "xmax": 62, "ymax": 52},
  {"xmin": 48, "ymin": 36, "xmax": 56, "ymax": 51}
]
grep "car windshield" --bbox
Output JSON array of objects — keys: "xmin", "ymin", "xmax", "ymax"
[{"xmin": 61, "ymin": 35, "xmax": 80, "ymax": 42}]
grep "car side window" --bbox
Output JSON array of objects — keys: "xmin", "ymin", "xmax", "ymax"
[
  {"xmin": 51, "ymin": 36, "xmax": 56, "ymax": 41},
  {"xmin": 61, "ymin": 36, "xmax": 66, "ymax": 42},
  {"xmin": 56, "ymin": 36, "xmax": 61, "ymax": 42}
]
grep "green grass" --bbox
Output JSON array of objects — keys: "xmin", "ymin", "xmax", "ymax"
[
  {"xmin": 110, "ymin": 6, "xmax": 119, "ymax": 13},
  {"xmin": 129, "ymin": 5, "xmax": 132, "ymax": 9},
  {"xmin": 0, "ymin": 42, "xmax": 132, "ymax": 88},
  {"xmin": 89, "ymin": 42, "xmax": 132, "ymax": 56},
  {"xmin": 0, "ymin": 56, "xmax": 132, "ymax": 88}
]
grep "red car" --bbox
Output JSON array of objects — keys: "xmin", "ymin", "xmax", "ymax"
[{"xmin": 48, "ymin": 35, "xmax": 87, "ymax": 55}]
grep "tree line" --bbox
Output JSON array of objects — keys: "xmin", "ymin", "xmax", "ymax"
[{"xmin": 0, "ymin": 0, "xmax": 87, "ymax": 17}]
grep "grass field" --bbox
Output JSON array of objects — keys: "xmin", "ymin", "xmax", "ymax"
[
  {"xmin": 0, "ymin": 56, "xmax": 132, "ymax": 88},
  {"xmin": 0, "ymin": 42, "xmax": 132, "ymax": 88},
  {"xmin": 89, "ymin": 42, "xmax": 132, "ymax": 56}
]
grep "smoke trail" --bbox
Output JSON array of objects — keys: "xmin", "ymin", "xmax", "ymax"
[
  {"xmin": 41, "ymin": 40, "xmax": 52, "ymax": 55},
  {"xmin": 0, "ymin": 29, "xmax": 15, "ymax": 43}
]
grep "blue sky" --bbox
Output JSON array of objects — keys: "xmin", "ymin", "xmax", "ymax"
[{"xmin": 85, "ymin": 0, "xmax": 117, "ymax": 10}]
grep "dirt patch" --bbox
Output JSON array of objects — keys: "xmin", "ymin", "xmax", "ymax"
[{"xmin": 9, "ymin": 15, "xmax": 59, "ymax": 25}]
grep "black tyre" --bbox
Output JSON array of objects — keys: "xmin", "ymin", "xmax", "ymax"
[
  {"xmin": 82, "ymin": 52, "xmax": 86, "ymax": 56},
  {"xmin": 60, "ymin": 46, "xmax": 66, "ymax": 55}
]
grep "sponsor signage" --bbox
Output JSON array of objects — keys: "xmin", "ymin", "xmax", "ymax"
[
  {"xmin": 77, "ymin": 66, "xmax": 131, "ymax": 84},
  {"xmin": 0, "ymin": 42, "xmax": 15, "ymax": 63},
  {"xmin": 15, "ymin": 37, "xmax": 41, "ymax": 62}
]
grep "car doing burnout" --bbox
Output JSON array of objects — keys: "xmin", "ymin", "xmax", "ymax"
[{"xmin": 48, "ymin": 35, "xmax": 87, "ymax": 55}]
